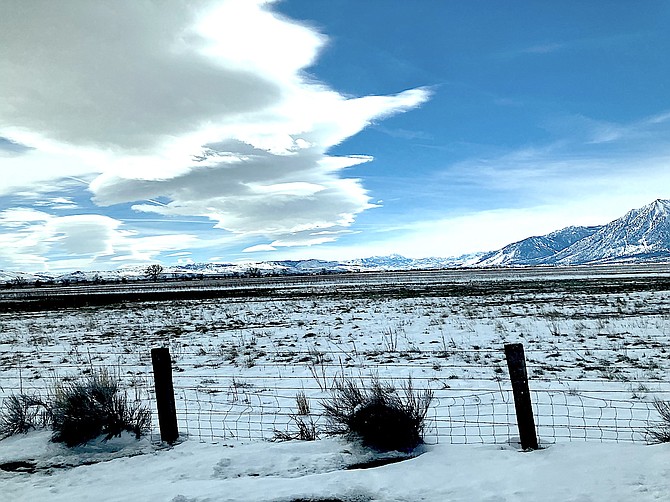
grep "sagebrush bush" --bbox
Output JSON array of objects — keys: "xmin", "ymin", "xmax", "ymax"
[
  {"xmin": 50, "ymin": 369, "xmax": 151, "ymax": 447},
  {"xmin": 0, "ymin": 393, "xmax": 51, "ymax": 439},
  {"xmin": 647, "ymin": 399, "xmax": 670, "ymax": 444},
  {"xmin": 322, "ymin": 376, "xmax": 433, "ymax": 452}
]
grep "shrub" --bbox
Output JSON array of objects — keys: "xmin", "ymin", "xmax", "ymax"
[
  {"xmin": 647, "ymin": 399, "xmax": 670, "ymax": 444},
  {"xmin": 0, "ymin": 393, "xmax": 51, "ymax": 438},
  {"xmin": 51, "ymin": 369, "xmax": 151, "ymax": 447},
  {"xmin": 274, "ymin": 392, "xmax": 319, "ymax": 441},
  {"xmin": 322, "ymin": 376, "xmax": 433, "ymax": 452}
]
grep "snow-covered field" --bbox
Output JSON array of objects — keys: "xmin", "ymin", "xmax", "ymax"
[
  {"xmin": 2, "ymin": 431, "xmax": 669, "ymax": 501},
  {"xmin": 1, "ymin": 267, "xmax": 669, "ymax": 500}
]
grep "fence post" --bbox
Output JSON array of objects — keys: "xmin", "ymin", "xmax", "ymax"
[
  {"xmin": 504, "ymin": 343, "xmax": 538, "ymax": 450},
  {"xmin": 151, "ymin": 347, "xmax": 179, "ymax": 444}
]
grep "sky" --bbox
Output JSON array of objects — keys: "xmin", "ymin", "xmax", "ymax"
[{"xmin": 1, "ymin": 0, "xmax": 670, "ymax": 272}]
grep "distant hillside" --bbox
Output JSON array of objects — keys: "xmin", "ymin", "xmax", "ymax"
[{"xmin": 0, "ymin": 252, "xmax": 484, "ymax": 285}]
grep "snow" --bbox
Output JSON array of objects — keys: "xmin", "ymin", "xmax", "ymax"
[
  {"xmin": 2, "ymin": 433, "xmax": 669, "ymax": 501},
  {"xmin": 1, "ymin": 267, "xmax": 670, "ymax": 500}
]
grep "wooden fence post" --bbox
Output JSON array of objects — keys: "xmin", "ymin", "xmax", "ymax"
[
  {"xmin": 504, "ymin": 343, "xmax": 539, "ymax": 450},
  {"xmin": 151, "ymin": 347, "xmax": 179, "ymax": 444}
]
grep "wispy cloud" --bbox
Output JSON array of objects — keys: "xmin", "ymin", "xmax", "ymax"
[
  {"xmin": 33, "ymin": 197, "xmax": 79, "ymax": 211},
  {"xmin": 373, "ymin": 125, "xmax": 433, "ymax": 141},
  {"xmin": 541, "ymin": 110, "xmax": 670, "ymax": 146},
  {"xmin": 0, "ymin": 137, "xmax": 33, "ymax": 157},
  {"xmin": 519, "ymin": 42, "xmax": 566, "ymax": 54},
  {"xmin": 444, "ymin": 115, "xmax": 670, "ymax": 205},
  {"xmin": 497, "ymin": 41, "xmax": 567, "ymax": 60}
]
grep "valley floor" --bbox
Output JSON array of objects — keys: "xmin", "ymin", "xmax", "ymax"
[{"xmin": 1, "ymin": 266, "xmax": 669, "ymax": 500}]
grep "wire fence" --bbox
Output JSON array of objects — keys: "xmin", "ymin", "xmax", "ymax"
[
  {"xmin": 1, "ymin": 346, "xmax": 668, "ymax": 446},
  {"xmin": 166, "ymin": 385, "xmax": 662, "ymax": 445},
  {"xmin": 433, "ymin": 389, "xmax": 658, "ymax": 445}
]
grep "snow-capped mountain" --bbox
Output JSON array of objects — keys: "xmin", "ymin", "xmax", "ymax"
[
  {"xmin": 474, "ymin": 199, "xmax": 670, "ymax": 267},
  {"xmin": 548, "ymin": 199, "xmax": 670, "ymax": 265},
  {"xmin": 476, "ymin": 226, "xmax": 602, "ymax": 267},
  {"xmin": 344, "ymin": 253, "xmax": 484, "ymax": 270}
]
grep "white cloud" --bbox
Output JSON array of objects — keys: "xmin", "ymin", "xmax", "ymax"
[
  {"xmin": 0, "ymin": 209, "xmax": 199, "ymax": 271},
  {"xmin": 0, "ymin": 208, "xmax": 51, "ymax": 228},
  {"xmin": 0, "ymin": 1, "xmax": 282, "ymax": 152},
  {"xmin": 243, "ymin": 244, "xmax": 277, "ymax": 253},
  {"xmin": 33, "ymin": 197, "xmax": 79, "ymax": 211},
  {"xmin": 0, "ymin": 0, "xmax": 430, "ymax": 270}
]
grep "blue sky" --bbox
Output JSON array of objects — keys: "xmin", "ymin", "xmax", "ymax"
[{"xmin": 1, "ymin": 1, "xmax": 669, "ymax": 272}]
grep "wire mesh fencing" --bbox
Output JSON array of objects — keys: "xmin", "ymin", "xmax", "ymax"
[
  {"xmin": 1, "ymin": 346, "xmax": 668, "ymax": 446},
  {"xmin": 430, "ymin": 389, "xmax": 659, "ymax": 445},
  {"xmin": 164, "ymin": 384, "xmax": 663, "ymax": 445}
]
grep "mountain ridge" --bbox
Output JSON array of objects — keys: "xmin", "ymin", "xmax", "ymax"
[
  {"xmin": 474, "ymin": 198, "xmax": 670, "ymax": 267},
  {"xmin": 475, "ymin": 225, "xmax": 603, "ymax": 267}
]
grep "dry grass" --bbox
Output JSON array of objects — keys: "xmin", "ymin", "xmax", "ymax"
[{"xmin": 647, "ymin": 399, "xmax": 670, "ymax": 444}]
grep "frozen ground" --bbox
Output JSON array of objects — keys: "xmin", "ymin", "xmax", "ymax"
[
  {"xmin": 1, "ymin": 431, "xmax": 669, "ymax": 501},
  {"xmin": 1, "ymin": 267, "xmax": 669, "ymax": 499}
]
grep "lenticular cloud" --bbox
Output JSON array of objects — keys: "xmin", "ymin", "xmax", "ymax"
[{"xmin": 0, "ymin": 0, "xmax": 429, "ymax": 255}]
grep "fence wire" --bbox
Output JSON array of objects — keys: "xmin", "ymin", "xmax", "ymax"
[
  {"xmin": 160, "ymin": 382, "xmax": 664, "ymax": 445},
  {"xmin": 1, "ymin": 349, "xmax": 667, "ymax": 446}
]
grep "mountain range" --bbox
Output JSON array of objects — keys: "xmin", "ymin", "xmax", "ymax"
[
  {"xmin": 2, "ymin": 199, "xmax": 670, "ymax": 283},
  {"xmin": 475, "ymin": 198, "xmax": 670, "ymax": 267}
]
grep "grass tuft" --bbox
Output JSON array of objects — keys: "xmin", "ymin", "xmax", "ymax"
[
  {"xmin": 0, "ymin": 393, "xmax": 51, "ymax": 439},
  {"xmin": 273, "ymin": 392, "xmax": 318, "ymax": 442}
]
